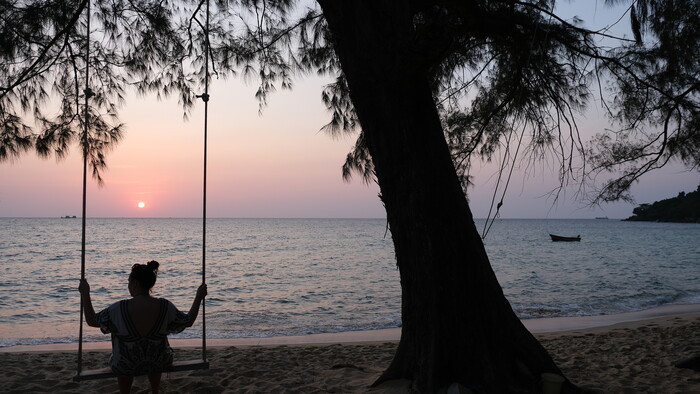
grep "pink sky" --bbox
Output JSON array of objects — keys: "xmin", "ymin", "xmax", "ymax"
[
  {"xmin": 2, "ymin": 74, "xmax": 696, "ymax": 219},
  {"xmin": 1, "ymin": 3, "xmax": 698, "ymax": 219},
  {"xmin": 2, "ymin": 76, "xmax": 388, "ymax": 218}
]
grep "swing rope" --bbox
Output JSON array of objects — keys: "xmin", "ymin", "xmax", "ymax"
[
  {"xmin": 76, "ymin": 0, "xmax": 92, "ymax": 376},
  {"xmin": 197, "ymin": 0, "xmax": 212, "ymax": 364},
  {"xmin": 75, "ymin": 0, "xmax": 211, "ymax": 379}
]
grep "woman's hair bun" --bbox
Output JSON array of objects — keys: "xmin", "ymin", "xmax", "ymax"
[
  {"xmin": 147, "ymin": 260, "xmax": 160, "ymax": 272},
  {"xmin": 129, "ymin": 261, "xmax": 159, "ymax": 291}
]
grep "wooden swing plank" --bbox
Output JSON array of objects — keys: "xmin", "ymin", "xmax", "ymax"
[{"xmin": 73, "ymin": 359, "xmax": 210, "ymax": 381}]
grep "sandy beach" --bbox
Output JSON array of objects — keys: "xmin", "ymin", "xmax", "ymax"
[{"xmin": 1, "ymin": 312, "xmax": 700, "ymax": 393}]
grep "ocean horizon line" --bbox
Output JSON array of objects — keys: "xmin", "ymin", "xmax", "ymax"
[{"xmin": 1, "ymin": 216, "xmax": 625, "ymax": 220}]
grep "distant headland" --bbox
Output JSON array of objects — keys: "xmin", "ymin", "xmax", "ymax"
[{"xmin": 624, "ymin": 185, "xmax": 700, "ymax": 223}]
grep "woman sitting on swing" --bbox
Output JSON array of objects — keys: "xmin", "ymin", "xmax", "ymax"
[{"xmin": 79, "ymin": 260, "xmax": 207, "ymax": 394}]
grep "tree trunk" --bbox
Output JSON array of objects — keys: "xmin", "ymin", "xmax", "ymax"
[{"xmin": 318, "ymin": 1, "xmax": 573, "ymax": 392}]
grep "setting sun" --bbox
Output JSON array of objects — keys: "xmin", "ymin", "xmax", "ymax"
[{"xmin": 137, "ymin": 202, "xmax": 145, "ymax": 209}]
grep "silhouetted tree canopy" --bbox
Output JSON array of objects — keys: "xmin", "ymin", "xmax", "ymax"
[{"xmin": 2, "ymin": 0, "xmax": 698, "ymax": 198}]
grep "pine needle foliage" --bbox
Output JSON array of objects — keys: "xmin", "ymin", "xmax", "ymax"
[{"xmin": 1, "ymin": 0, "xmax": 698, "ymax": 196}]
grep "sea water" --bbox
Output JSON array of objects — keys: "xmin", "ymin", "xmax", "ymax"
[{"xmin": 1, "ymin": 218, "xmax": 698, "ymax": 347}]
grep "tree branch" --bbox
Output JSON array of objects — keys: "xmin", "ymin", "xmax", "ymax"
[{"xmin": 0, "ymin": 0, "xmax": 90, "ymax": 100}]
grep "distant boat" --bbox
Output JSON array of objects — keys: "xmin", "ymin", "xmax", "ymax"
[
  {"xmin": 61, "ymin": 215, "xmax": 77, "ymax": 218},
  {"xmin": 549, "ymin": 234, "xmax": 581, "ymax": 242},
  {"xmin": 595, "ymin": 216, "xmax": 608, "ymax": 219}
]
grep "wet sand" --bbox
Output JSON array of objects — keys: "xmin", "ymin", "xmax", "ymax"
[{"xmin": 2, "ymin": 307, "xmax": 700, "ymax": 393}]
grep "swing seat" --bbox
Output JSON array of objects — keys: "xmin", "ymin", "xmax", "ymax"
[{"xmin": 73, "ymin": 359, "xmax": 210, "ymax": 381}]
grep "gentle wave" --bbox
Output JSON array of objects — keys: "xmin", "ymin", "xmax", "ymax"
[
  {"xmin": 512, "ymin": 292, "xmax": 700, "ymax": 319},
  {"xmin": 1, "ymin": 218, "xmax": 699, "ymax": 347}
]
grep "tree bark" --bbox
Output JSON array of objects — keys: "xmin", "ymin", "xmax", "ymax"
[{"xmin": 318, "ymin": 1, "xmax": 572, "ymax": 392}]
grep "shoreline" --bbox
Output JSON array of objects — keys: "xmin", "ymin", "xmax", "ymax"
[
  {"xmin": 3, "ymin": 303, "xmax": 699, "ymax": 353},
  {"xmin": 2, "ymin": 307, "xmax": 699, "ymax": 393}
]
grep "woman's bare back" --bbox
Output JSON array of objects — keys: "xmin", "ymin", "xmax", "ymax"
[{"xmin": 128, "ymin": 297, "xmax": 162, "ymax": 337}]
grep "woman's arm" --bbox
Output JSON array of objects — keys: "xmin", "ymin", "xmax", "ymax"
[
  {"xmin": 78, "ymin": 279, "xmax": 100, "ymax": 327},
  {"xmin": 186, "ymin": 283, "xmax": 208, "ymax": 327}
]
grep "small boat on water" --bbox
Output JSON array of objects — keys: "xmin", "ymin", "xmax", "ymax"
[{"xmin": 549, "ymin": 234, "xmax": 581, "ymax": 242}]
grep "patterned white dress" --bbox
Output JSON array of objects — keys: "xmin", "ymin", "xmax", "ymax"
[{"xmin": 95, "ymin": 298, "xmax": 192, "ymax": 375}]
